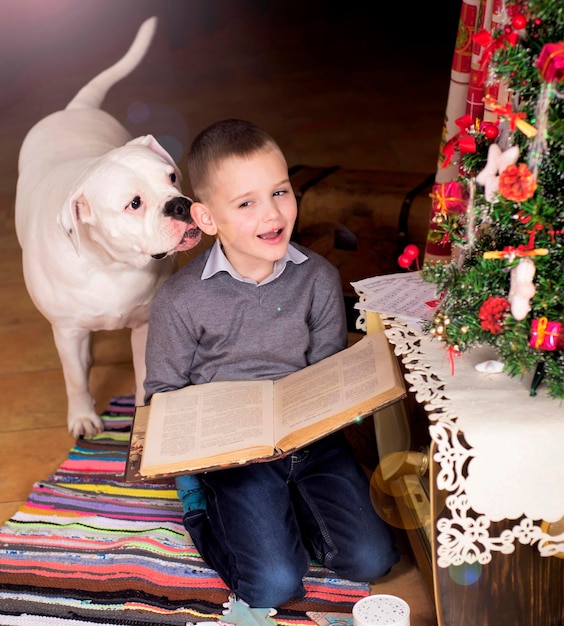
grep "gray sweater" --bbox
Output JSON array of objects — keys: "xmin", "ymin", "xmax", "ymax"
[{"xmin": 144, "ymin": 242, "xmax": 347, "ymax": 403}]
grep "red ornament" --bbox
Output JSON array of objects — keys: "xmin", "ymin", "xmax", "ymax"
[
  {"xmin": 529, "ymin": 317, "xmax": 564, "ymax": 350},
  {"xmin": 512, "ymin": 14, "xmax": 527, "ymax": 30},
  {"xmin": 403, "ymin": 244, "xmax": 419, "ymax": 260},
  {"xmin": 537, "ymin": 42, "xmax": 564, "ymax": 83},
  {"xmin": 429, "ymin": 182, "xmax": 468, "ymax": 218},
  {"xmin": 498, "ymin": 163, "xmax": 537, "ymax": 202},
  {"xmin": 398, "ymin": 254, "xmax": 412, "ymax": 269},
  {"xmin": 478, "ymin": 297, "xmax": 510, "ymax": 334},
  {"xmin": 483, "ymin": 124, "xmax": 499, "ymax": 140},
  {"xmin": 398, "ymin": 244, "xmax": 421, "ymax": 270}
]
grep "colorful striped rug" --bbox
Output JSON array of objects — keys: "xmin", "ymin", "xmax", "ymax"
[{"xmin": 0, "ymin": 397, "xmax": 368, "ymax": 625}]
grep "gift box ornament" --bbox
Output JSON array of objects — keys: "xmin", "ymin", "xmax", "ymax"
[
  {"xmin": 429, "ymin": 181, "xmax": 468, "ymax": 220},
  {"xmin": 537, "ymin": 41, "xmax": 564, "ymax": 83},
  {"xmin": 529, "ymin": 317, "xmax": 564, "ymax": 351}
]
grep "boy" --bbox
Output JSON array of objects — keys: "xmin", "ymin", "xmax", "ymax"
[{"xmin": 144, "ymin": 119, "xmax": 399, "ymax": 608}]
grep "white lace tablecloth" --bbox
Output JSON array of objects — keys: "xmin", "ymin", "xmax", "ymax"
[{"xmin": 357, "ymin": 311, "xmax": 564, "ymax": 568}]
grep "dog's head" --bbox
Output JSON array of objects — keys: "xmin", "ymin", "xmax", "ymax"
[{"xmin": 57, "ymin": 135, "xmax": 201, "ymax": 267}]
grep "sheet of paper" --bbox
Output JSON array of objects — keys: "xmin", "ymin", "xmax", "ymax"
[{"xmin": 351, "ymin": 272, "xmax": 439, "ymax": 331}]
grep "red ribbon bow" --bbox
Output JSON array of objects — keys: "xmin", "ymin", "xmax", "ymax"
[
  {"xmin": 473, "ymin": 29, "xmax": 518, "ymax": 85},
  {"xmin": 441, "ymin": 115, "xmax": 477, "ymax": 168}
]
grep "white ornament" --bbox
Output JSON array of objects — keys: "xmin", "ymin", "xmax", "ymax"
[
  {"xmin": 475, "ymin": 359, "xmax": 505, "ymax": 373},
  {"xmin": 476, "ymin": 143, "xmax": 520, "ymax": 202},
  {"xmin": 508, "ymin": 257, "xmax": 536, "ymax": 321}
]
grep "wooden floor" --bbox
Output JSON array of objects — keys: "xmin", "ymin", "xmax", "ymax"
[{"xmin": 0, "ymin": 1, "xmax": 461, "ymax": 623}]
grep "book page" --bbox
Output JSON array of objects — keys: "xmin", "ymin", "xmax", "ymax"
[
  {"xmin": 141, "ymin": 380, "xmax": 275, "ymax": 472},
  {"xmin": 272, "ymin": 333, "xmax": 398, "ymax": 444}
]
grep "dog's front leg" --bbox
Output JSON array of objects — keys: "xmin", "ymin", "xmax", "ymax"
[
  {"xmin": 51, "ymin": 326, "xmax": 104, "ymax": 439},
  {"xmin": 131, "ymin": 322, "xmax": 149, "ymax": 408}
]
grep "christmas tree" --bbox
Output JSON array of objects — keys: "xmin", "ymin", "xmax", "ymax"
[{"xmin": 422, "ymin": 0, "xmax": 564, "ymax": 398}]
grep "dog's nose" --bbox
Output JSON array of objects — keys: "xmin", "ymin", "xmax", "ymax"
[{"xmin": 163, "ymin": 196, "xmax": 193, "ymax": 222}]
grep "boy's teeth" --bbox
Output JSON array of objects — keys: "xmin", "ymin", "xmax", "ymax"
[{"xmin": 260, "ymin": 230, "xmax": 280, "ymax": 239}]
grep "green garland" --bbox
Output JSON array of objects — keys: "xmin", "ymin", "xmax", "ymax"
[{"xmin": 421, "ymin": 0, "xmax": 564, "ymax": 398}]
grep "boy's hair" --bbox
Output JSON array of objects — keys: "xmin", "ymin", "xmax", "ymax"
[{"xmin": 187, "ymin": 118, "xmax": 279, "ymax": 201}]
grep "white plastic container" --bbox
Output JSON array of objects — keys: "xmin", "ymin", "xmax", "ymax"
[{"xmin": 352, "ymin": 594, "xmax": 410, "ymax": 626}]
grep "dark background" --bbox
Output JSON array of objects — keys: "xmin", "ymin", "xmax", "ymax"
[{"xmin": 1, "ymin": 0, "xmax": 461, "ymax": 186}]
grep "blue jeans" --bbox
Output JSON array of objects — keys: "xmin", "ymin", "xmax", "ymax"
[{"xmin": 182, "ymin": 432, "xmax": 400, "ymax": 607}]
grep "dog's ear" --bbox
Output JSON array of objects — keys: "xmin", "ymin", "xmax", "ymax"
[
  {"xmin": 127, "ymin": 135, "xmax": 179, "ymax": 172},
  {"xmin": 57, "ymin": 189, "xmax": 92, "ymax": 255}
]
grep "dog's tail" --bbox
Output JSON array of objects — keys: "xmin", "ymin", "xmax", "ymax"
[{"xmin": 66, "ymin": 16, "xmax": 158, "ymax": 111}]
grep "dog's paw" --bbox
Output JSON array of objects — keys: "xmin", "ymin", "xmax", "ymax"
[{"xmin": 68, "ymin": 414, "xmax": 104, "ymax": 439}]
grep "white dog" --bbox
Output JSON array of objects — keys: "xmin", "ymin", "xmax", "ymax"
[{"xmin": 15, "ymin": 17, "xmax": 201, "ymax": 438}]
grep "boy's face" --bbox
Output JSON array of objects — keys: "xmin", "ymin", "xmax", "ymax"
[{"xmin": 192, "ymin": 146, "xmax": 297, "ymax": 283}]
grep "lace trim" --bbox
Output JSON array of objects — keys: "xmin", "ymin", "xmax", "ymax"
[{"xmin": 355, "ymin": 310, "xmax": 564, "ymax": 566}]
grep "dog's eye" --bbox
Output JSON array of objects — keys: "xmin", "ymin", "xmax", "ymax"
[
  {"xmin": 169, "ymin": 173, "xmax": 177, "ymax": 184},
  {"xmin": 130, "ymin": 196, "xmax": 142, "ymax": 210}
]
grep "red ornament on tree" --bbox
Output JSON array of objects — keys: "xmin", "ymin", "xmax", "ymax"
[
  {"xmin": 478, "ymin": 297, "xmax": 510, "ymax": 334},
  {"xmin": 483, "ymin": 124, "xmax": 499, "ymax": 140},
  {"xmin": 498, "ymin": 163, "xmax": 537, "ymax": 201},
  {"xmin": 537, "ymin": 41, "xmax": 564, "ymax": 82},
  {"xmin": 529, "ymin": 317, "xmax": 564, "ymax": 350},
  {"xmin": 512, "ymin": 14, "xmax": 527, "ymax": 30}
]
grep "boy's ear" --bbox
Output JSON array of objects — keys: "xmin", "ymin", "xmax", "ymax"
[{"xmin": 190, "ymin": 202, "xmax": 217, "ymax": 236}]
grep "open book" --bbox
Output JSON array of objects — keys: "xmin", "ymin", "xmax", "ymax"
[{"xmin": 125, "ymin": 331, "xmax": 405, "ymax": 481}]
